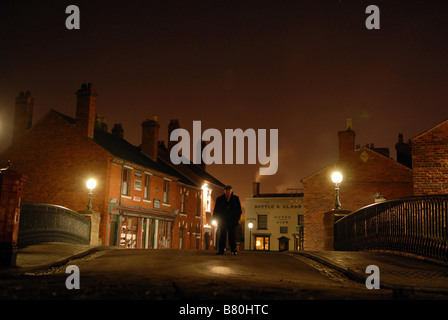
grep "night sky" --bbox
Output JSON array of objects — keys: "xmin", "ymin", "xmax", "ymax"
[{"xmin": 1, "ymin": 0, "xmax": 448, "ymax": 203}]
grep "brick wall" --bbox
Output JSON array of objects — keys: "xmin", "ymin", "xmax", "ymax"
[
  {"xmin": 302, "ymin": 132, "xmax": 413, "ymax": 251},
  {"xmin": 172, "ymin": 186, "xmax": 203, "ymax": 249},
  {"xmin": 411, "ymin": 120, "xmax": 448, "ymax": 195},
  {"xmin": 0, "ymin": 110, "xmax": 112, "ymax": 241}
]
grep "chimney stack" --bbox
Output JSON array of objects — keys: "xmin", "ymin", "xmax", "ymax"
[
  {"xmin": 13, "ymin": 91, "xmax": 34, "ymax": 143},
  {"xmin": 252, "ymin": 181, "xmax": 260, "ymax": 196},
  {"xmin": 338, "ymin": 118, "xmax": 355, "ymax": 160},
  {"xmin": 75, "ymin": 83, "xmax": 97, "ymax": 138},
  {"xmin": 112, "ymin": 123, "xmax": 124, "ymax": 138},
  {"xmin": 141, "ymin": 116, "xmax": 160, "ymax": 161},
  {"xmin": 396, "ymin": 133, "xmax": 412, "ymax": 168}
]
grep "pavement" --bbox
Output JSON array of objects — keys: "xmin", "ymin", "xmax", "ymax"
[
  {"xmin": 2, "ymin": 242, "xmax": 448, "ymax": 295},
  {"xmin": 296, "ymin": 250, "xmax": 448, "ymax": 294},
  {"xmin": 0, "ymin": 242, "xmax": 105, "ymax": 274}
]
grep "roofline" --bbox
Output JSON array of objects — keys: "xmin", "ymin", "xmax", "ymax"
[
  {"xmin": 410, "ymin": 119, "xmax": 448, "ymax": 141},
  {"xmin": 301, "ymin": 146, "xmax": 412, "ymax": 182},
  {"xmin": 156, "ymin": 154, "xmax": 202, "ymax": 188},
  {"xmin": 110, "ymin": 156, "xmax": 180, "ymax": 182},
  {"xmin": 301, "ymin": 160, "xmax": 338, "ymax": 182}
]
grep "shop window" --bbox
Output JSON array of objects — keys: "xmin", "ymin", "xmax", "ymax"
[
  {"xmin": 142, "ymin": 218, "xmax": 155, "ymax": 249},
  {"xmin": 255, "ymin": 236, "xmax": 270, "ymax": 251},
  {"xmin": 120, "ymin": 216, "xmax": 138, "ymax": 248},
  {"xmin": 158, "ymin": 220, "xmax": 172, "ymax": 248}
]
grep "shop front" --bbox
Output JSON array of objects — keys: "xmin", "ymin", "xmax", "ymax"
[
  {"xmin": 245, "ymin": 195, "xmax": 304, "ymax": 252},
  {"xmin": 107, "ymin": 204, "xmax": 176, "ymax": 249}
]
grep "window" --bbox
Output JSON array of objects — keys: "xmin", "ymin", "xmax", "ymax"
[
  {"xmin": 163, "ymin": 180, "xmax": 170, "ymax": 204},
  {"xmin": 257, "ymin": 215, "xmax": 267, "ymax": 230},
  {"xmin": 255, "ymin": 236, "xmax": 270, "ymax": 251},
  {"xmin": 122, "ymin": 167, "xmax": 131, "ymax": 196},
  {"xmin": 180, "ymin": 192, "xmax": 186, "ymax": 213},
  {"xmin": 205, "ymin": 190, "xmax": 211, "ymax": 212},
  {"xmin": 144, "ymin": 174, "xmax": 150, "ymax": 200},
  {"xmin": 196, "ymin": 194, "xmax": 202, "ymax": 217},
  {"xmin": 298, "ymin": 215, "xmax": 304, "ymax": 226}
]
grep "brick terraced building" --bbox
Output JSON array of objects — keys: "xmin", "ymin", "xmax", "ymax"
[
  {"xmin": 301, "ymin": 119, "xmax": 414, "ymax": 251},
  {"xmin": 0, "ymin": 84, "xmax": 225, "ymax": 249}
]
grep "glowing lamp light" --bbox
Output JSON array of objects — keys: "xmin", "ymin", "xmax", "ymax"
[
  {"xmin": 331, "ymin": 172, "xmax": 343, "ymax": 184},
  {"xmin": 331, "ymin": 172, "xmax": 342, "ymax": 210},
  {"xmin": 248, "ymin": 222, "xmax": 253, "ymax": 229},
  {"xmin": 86, "ymin": 178, "xmax": 97, "ymax": 190},
  {"xmin": 86, "ymin": 178, "xmax": 97, "ymax": 210}
]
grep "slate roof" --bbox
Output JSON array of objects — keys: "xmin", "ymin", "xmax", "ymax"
[
  {"xmin": 157, "ymin": 143, "xmax": 225, "ymax": 188},
  {"xmin": 52, "ymin": 110, "xmax": 201, "ymax": 188}
]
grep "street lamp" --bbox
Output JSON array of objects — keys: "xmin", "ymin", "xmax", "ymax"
[
  {"xmin": 331, "ymin": 171, "xmax": 343, "ymax": 210},
  {"xmin": 211, "ymin": 219, "xmax": 218, "ymax": 251},
  {"xmin": 248, "ymin": 222, "xmax": 253, "ymax": 251},
  {"xmin": 86, "ymin": 178, "xmax": 97, "ymax": 210}
]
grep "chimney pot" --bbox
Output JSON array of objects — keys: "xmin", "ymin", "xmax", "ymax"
[{"xmin": 112, "ymin": 123, "xmax": 124, "ymax": 138}]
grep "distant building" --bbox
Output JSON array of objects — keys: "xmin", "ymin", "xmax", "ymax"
[
  {"xmin": 244, "ymin": 182, "xmax": 304, "ymax": 252},
  {"xmin": 1, "ymin": 84, "xmax": 225, "ymax": 249},
  {"xmin": 301, "ymin": 119, "xmax": 413, "ymax": 251}
]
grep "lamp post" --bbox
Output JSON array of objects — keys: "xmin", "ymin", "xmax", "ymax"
[
  {"xmin": 86, "ymin": 178, "xmax": 97, "ymax": 210},
  {"xmin": 212, "ymin": 219, "xmax": 218, "ymax": 250},
  {"xmin": 248, "ymin": 222, "xmax": 253, "ymax": 251},
  {"xmin": 331, "ymin": 171, "xmax": 343, "ymax": 210}
]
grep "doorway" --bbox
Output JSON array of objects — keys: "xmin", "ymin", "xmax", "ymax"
[{"xmin": 278, "ymin": 236, "xmax": 289, "ymax": 252}]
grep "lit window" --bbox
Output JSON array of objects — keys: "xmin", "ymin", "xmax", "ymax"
[
  {"xmin": 206, "ymin": 190, "xmax": 211, "ymax": 212},
  {"xmin": 255, "ymin": 236, "xmax": 270, "ymax": 250}
]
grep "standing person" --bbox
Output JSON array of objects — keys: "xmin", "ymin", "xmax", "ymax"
[{"xmin": 213, "ymin": 185, "xmax": 242, "ymax": 255}]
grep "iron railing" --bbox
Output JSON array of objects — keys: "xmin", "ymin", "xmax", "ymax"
[
  {"xmin": 334, "ymin": 195, "xmax": 448, "ymax": 261},
  {"xmin": 18, "ymin": 202, "xmax": 91, "ymax": 248}
]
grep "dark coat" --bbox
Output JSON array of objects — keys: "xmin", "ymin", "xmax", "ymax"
[{"xmin": 213, "ymin": 193, "xmax": 242, "ymax": 227}]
